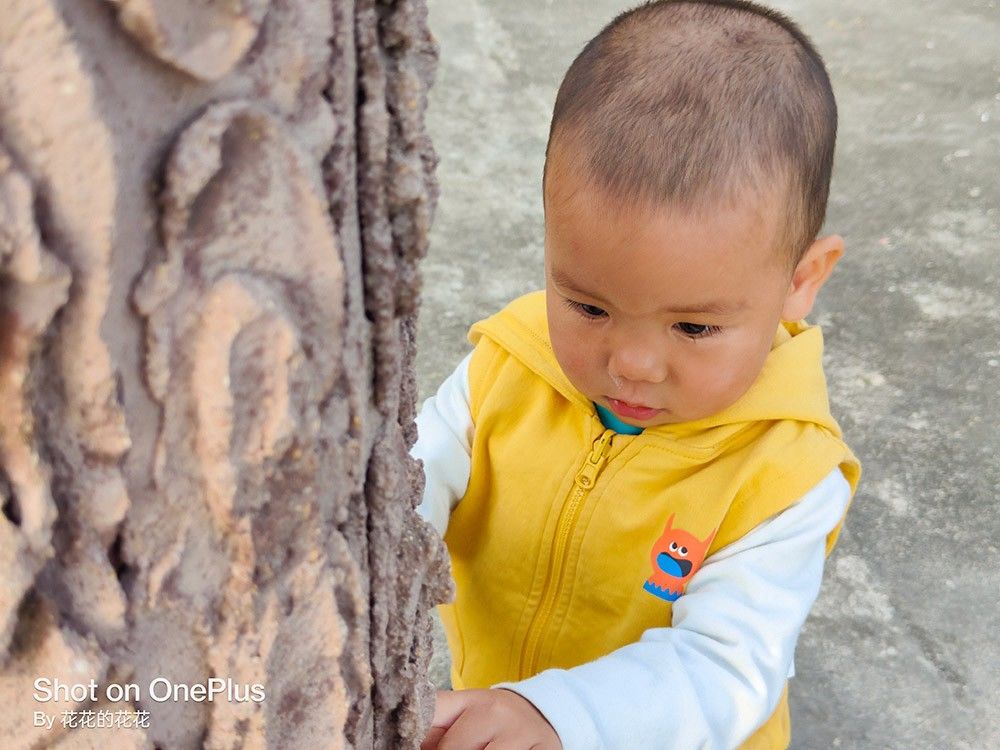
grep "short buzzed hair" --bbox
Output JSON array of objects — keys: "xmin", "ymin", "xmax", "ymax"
[{"xmin": 543, "ymin": 0, "xmax": 838, "ymax": 266}]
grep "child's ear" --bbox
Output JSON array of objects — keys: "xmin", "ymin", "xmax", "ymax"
[{"xmin": 780, "ymin": 234, "xmax": 844, "ymax": 321}]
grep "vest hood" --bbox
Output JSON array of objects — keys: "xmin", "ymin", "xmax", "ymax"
[{"xmin": 468, "ymin": 290, "xmax": 844, "ymax": 445}]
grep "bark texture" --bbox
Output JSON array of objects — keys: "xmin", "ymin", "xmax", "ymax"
[{"xmin": 0, "ymin": 0, "xmax": 451, "ymax": 747}]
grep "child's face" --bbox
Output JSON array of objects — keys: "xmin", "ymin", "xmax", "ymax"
[{"xmin": 543, "ymin": 161, "xmax": 807, "ymax": 428}]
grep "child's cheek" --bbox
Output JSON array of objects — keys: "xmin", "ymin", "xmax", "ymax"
[
  {"xmin": 573, "ymin": 351, "xmax": 598, "ymax": 388},
  {"xmin": 690, "ymin": 342, "xmax": 766, "ymax": 405},
  {"xmin": 554, "ymin": 331, "xmax": 596, "ymax": 388}
]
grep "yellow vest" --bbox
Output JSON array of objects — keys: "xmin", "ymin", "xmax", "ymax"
[{"xmin": 439, "ymin": 290, "xmax": 860, "ymax": 748}]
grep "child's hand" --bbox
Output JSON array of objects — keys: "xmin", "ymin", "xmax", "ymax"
[{"xmin": 420, "ymin": 688, "xmax": 562, "ymax": 749}]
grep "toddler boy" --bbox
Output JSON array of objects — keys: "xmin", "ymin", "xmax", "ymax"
[{"xmin": 413, "ymin": 1, "xmax": 861, "ymax": 747}]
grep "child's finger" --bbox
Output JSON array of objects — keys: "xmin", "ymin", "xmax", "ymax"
[
  {"xmin": 435, "ymin": 707, "xmax": 494, "ymax": 750},
  {"xmin": 430, "ymin": 688, "xmax": 473, "ymax": 728},
  {"xmin": 419, "ymin": 725, "xmax": 447, "ymax": 750}
]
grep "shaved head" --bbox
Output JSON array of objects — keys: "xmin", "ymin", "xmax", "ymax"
[{"xmin": 544, "ymin": 0, "xmax": 838, "ymax": 266}]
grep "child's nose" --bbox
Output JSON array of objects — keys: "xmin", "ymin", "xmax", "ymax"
[{"xmin": 608, "ymin": 337, "xmax": 669, "ymax": 385}]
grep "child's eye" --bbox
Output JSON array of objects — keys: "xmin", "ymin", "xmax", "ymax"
[
  {"xmin": 675, "ymin": 322, "xmax": 721, "ymax": 339},
  {"xmin": 563, "ymin": 299, "xmax": 607, "ymax": 319}
]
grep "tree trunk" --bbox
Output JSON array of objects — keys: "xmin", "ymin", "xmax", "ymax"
[{"xmin": 0, "ymin": 0, "xmax": 450, "ymax": 747}]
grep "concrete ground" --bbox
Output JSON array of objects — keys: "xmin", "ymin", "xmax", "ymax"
[{"xmin": 414, "ymin": 1, "xmax": 1000, "ymax": 747}]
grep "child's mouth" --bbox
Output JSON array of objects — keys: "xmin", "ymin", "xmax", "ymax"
[{"xmin": 607, "ymin": 398, "xmax": 663, "ymax": 420}]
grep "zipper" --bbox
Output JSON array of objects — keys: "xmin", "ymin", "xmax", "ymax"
[{"xmin": 518, "ymin": 428, "xmax": 616, "ymax": 678}]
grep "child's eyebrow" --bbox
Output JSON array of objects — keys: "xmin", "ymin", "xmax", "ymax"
[
  {"xmin": 551, "ymin": 268, "xmax": 747, "ymax": 316},
  {"xmin": 661, "ymin": 300, "xmax": 747, "ymax": 316}
]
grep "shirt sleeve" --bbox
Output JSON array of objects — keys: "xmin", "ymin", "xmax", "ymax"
[
  {"xmin": 409, "ymin": 350, "xmax": 475, "ymax": 537},
  {"xmin": 492, "ymin": 466, "xmax": 853, "ymax": 750}
]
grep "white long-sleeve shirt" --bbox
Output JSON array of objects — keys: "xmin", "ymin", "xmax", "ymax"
[{"xmin": 411, "ymin": 351, "xmax": 852, "ymax": 749}]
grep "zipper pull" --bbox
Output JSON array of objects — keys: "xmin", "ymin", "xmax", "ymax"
[{"xmin": 574, "ymin": 430, "xmax": 614, "ymax": 489}]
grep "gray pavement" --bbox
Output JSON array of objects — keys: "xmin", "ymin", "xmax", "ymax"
[{"xmin": 414, "ymin": 1, "xmax": 1000, "ymax": 747}]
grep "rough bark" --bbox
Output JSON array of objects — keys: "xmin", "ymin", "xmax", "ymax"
[{"xmin": 0, "ymin": 0, "xmax": 450, "ymax": 747}]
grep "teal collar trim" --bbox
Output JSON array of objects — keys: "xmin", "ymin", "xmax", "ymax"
[{"xmin": 594, "ymin": 402, "xmax": 644, "ymax": 435}]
